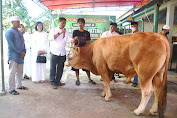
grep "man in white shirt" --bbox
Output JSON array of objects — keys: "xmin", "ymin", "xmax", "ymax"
[
  {"xmin": 101, "ymin": 22, "xmax": 123, "ymax": 38},
  {"xmin": 101, "ymin": 22, "xmax": 123, "ymax": 82},
  {"xmin": 49, "ymin": 17, "xmax": 72, "ymax": 89}
]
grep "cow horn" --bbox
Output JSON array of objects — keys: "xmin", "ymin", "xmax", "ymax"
[
  {"xmin": 74, "ymin": 37, "xmax": 80, "ymax": 46},
  {"xmin": 75, "ymin": 47, "xmax": 80, "ymax": 54}
]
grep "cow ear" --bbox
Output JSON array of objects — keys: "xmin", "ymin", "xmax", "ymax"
[{"xmin": 75, "ymin": 47, "xmax": 80, "ymax": 54}]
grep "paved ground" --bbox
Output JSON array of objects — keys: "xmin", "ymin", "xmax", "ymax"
[{"xmin": 0, "ymin": 66, "xmax": 177, "ymax": 118}]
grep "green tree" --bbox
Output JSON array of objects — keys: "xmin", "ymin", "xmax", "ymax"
[{"xmin": 2, "ymin": 0, "xmax": 31, "ymax": 31}]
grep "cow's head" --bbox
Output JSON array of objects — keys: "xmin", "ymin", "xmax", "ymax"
[
  {"xmin": 65, "ymin": 36, "xmax": 81, "ymax": 67},
  {"xmin": 65, "ymin": 46, "xmax": 81, "ymax": 68}
]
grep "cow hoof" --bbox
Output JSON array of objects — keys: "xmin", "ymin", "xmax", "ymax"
[
  {"xmin": 124, "ymin": 80, "xmax": 131, "ymax": 84},
  {"xmin": 131, "ymin": 111, "xmax": 138, "ymax": 116},
  {"xmin": 105, "ymin": 96, "xmax": 110, "ymax": 102},
  {"xmin": 101, "ymin": 91, "xmax": 106, "ymax": 97},
  {"xmin": 149, "ymin": 111, "xmax": 158, "ymax": 116},
  {"xmin": 134, "ymin": 109, "xmax": 143, "ymax": 116},
  {"xmin": 131, "ymin": 111, "xmax": 143, "ymax": 116}
]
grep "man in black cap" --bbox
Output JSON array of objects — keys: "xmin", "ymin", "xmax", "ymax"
[{"xmin": 131, "ymin": 22, "xmax": 139, "ymax": 33}]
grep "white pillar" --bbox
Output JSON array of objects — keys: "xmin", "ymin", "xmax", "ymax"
[
  {"xmin": 0, "ymin": 0, "xmax": 6, "ymax": 95},
  {"xmin": 166, "ymin": 3, "xmax": 175, "ymax": 69},
  {"xmin": 166, "ymin": 3, "xmax": 175, "ymax": 44}
]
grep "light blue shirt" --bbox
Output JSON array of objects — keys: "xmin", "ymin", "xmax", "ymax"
[{"xmin": 5, "ymin": 27, "xmax": 25, "ymax": 63}]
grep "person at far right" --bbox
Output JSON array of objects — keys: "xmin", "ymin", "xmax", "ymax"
[{"xmin": 160, "ymin": 25, "xmax": 170, "ymax": 37}]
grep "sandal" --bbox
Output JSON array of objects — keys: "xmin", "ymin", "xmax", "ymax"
[
  {"xmin": 89, "ymin": 80, "xmax": 96, "ymax": 85},
  {"xmin": 9, "ymin": 90, "xmax": 19, "ymax": 95},
  {"xmin": 17, "ymin": 86, "xmax": 28, "ymax": 90},
  {"xmin": 132, "ymin": 83, "xmax": 138, "ymax": 87},
  {"xmin": 24, "ymin": 75, "xmax": 30, "ymax": 80}
]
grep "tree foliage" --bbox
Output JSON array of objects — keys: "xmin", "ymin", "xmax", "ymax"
[
  {"xmin": 2, "ymin": 0, "xmax": 51, "ymax": 33},
  {"xmin": 2, "ymin": 0, "xmax": 32, "ymax": 31}
]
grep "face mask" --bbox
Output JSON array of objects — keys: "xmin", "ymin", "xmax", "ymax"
[
  {"xmin": 165, "ymin": 32, "xmax": 169, "ymax": 36},
  {"xmin": 131, "ymin": 27, "xmax": 136, "ymax": 32}
]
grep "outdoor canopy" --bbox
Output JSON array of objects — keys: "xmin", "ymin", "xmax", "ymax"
[{"xmin": 39, "ymin": 0, "xmax": 149, "ymax": 10}]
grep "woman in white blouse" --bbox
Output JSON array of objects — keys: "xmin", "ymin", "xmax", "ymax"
[{"xmin": 31, "ymin": 21, "xmax": 49, "ymax": 82}]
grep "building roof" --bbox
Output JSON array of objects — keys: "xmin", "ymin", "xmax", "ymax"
[{"xmin": 39, "ymin": 0, "xmax": 148, "ymax": 10}]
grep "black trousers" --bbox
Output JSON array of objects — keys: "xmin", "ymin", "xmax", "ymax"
[{"xmin": 50, "ymin": 53, "xmax": 66, "ymax": 85}]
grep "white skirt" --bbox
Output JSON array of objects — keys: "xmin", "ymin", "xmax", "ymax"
[
  {"xmin": 23, "ymin": 48, "xmax": 32, "ymax": 76},
  {"xmin": 32, "ymin": 55, "xmax": 46, "ymax": 82}
]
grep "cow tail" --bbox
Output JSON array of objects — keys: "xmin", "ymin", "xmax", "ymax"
[{"xmin": 158, "ymin": 40, "xmax": 170, "ymax": 118}]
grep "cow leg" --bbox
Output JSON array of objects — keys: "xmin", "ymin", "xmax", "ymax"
[
  {"xmin": 134, "ymin": 78, "xmax": 154, "ymax": 115},
  {"xmin": 101, "ymin": 74, "xmax": 112, "ymax": 101},
  {"xmin": 101, "ymin": 87, "xmax": 106, "ymax": 97},
  {"xmin": 150, "ymin": 71, "xmax": 164, "ymax": 115},
  {"xmin": 124, "ymin": 77, "xmax": 131, "ymax": 84},
  {"xmin": 103, "ymin": 82, "xmax": 112, "ymax": 101}
]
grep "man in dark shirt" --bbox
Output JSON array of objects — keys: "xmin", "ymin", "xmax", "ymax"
[
  {"xmin": 71, "ymin": 18, "xmax": 96, "ymax": 86},
  {"xmin": 73, "ymin": 30, "xmax": 90, "ymax": 47}
]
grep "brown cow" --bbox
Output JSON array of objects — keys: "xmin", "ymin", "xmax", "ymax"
[{"xmin": 65, "ymin": 32, "xmax": 170, "ymax": 118}]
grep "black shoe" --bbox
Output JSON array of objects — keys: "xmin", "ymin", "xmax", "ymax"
[
  {"xmin": 89, "ymin": 80, "xmax": 96, "ymax": 85},
  {"xmin": 76, "ymin": 80, "xmax": 80, "ymax": 86},
  {"xmin": 56, "ymin": 82, "xmax": 65, "ymax": 86}
]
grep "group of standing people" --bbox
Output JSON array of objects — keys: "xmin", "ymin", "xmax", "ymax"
[
  {"xmin": 49, "ymin": 17, "xmax": 96, "ymax": 89},
  {"xmin": 6, "ymin": 16, "xmax": 97, "ymax": 95},
  {"xmin": 6, "ymin": 16, "xmax": 50, "ymax": 95},
  {"xmin": 19, "ymin": 21, "xmax": 49, "ymax": 83}
]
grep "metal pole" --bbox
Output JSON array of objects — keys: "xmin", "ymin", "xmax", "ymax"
[
  {"xmin": 135, "ymin": 18, "xmax": 144, "ymax": 32},
  {"xmin": 142, "ymin": 19, "xmax": 144, "ymax": 32},
  {"xmin": 118, "ymin": 6, "xmax": 154, "ymax": 26},
  {"xmin": 153, "ymin": 4, "xmax": 159, "ymax": 32},
  {"xmin": 124, "ymin": 26, "xmax": 126, "ymax": 34},
  {"xmin": 119, "ymin": 24, "xmax": 122, "ymax": 32},
  {"xmin": 0, "ymin": 0, "xmax": 6, "ymax": 95},
  {"xmin": 93, "ymin": 0, "xmax": 95, "ymax": 8}
]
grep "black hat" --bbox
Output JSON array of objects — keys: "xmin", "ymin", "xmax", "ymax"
[{"xmin": 131, "ymin": 22, "xmax": 138, "ymax": 25}]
